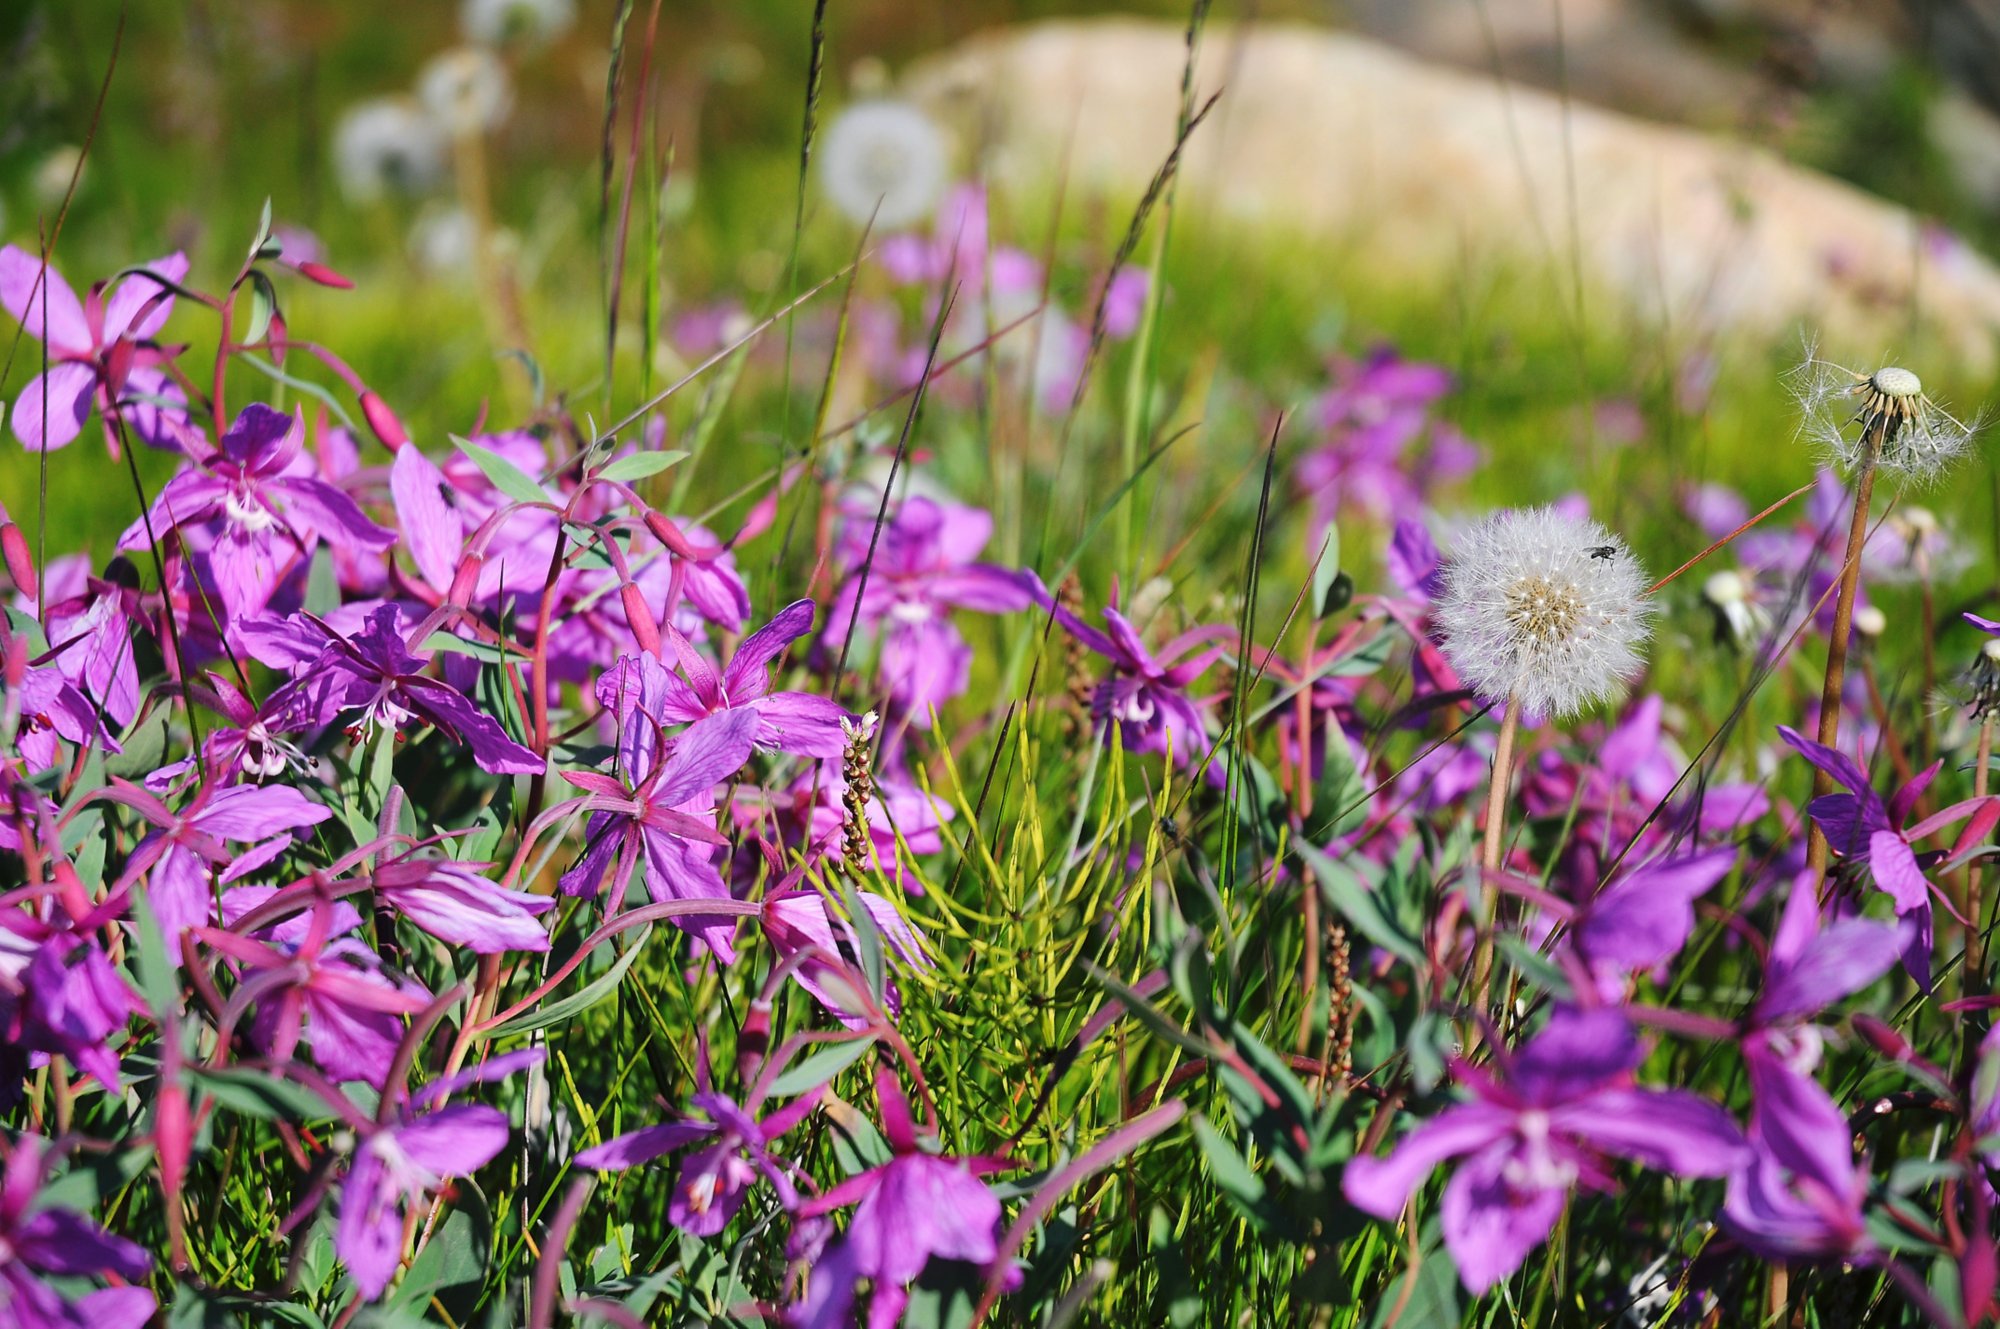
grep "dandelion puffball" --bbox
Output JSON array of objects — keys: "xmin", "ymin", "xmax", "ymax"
[
  {"xmin": 818, "ymin": 100, "xmax": 948, "ymax": 229},
  {"xmin": 332, "ymin": 99, "xmax": 447, "ymax": 204},
  {"xmin": 1435, "ymin": 506, "xmax": 1654, "ymax": 719},
  {"xmin": 418, "ymin": 47, "xmax": 513, "ymax": 137},
  {"xmin": 1788, "ymin": 347, "xmax": 1982, "ymax": 485},
  {"xmin": 461, "ymin": 0, "xmax": 575, "ymax": 47}
]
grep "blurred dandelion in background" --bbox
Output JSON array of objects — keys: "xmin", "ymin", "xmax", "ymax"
[
  {"xmin": 417, "ymin": 47, "xmax": 514, "ymax": 139},
  {"xmin": 817, "ymin": 99, "xmax": 948, "ymax": 229},
  {"xmin": 460, "ymin": 0, "xmax": 575, "ymax": 48},
  {"xmin": 331, "ymin": 98, "xmax": 446, "ymax": 204}
]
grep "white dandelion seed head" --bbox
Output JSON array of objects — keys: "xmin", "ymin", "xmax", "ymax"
[
  {"xmin": 1787, "ymin": 340, "xmax": 1983, "ymax": 486},
  {"xmin": 1434, "ymin": 505, "xmax": 1654, "ymax": 720},
  {"xmin": 418, "ymin": 47, "xmax": 514, "ymax": 137},
  {"xmin": 332, "ymin": 98, "xmax": 447, "ymax": 204},
  {"xmin": 461, "ymin": 0, "xmax": 575, "ymax": 47},
  {"xmin": 818, "ymin": 99, "xmax": 948, "ymax": 229}
]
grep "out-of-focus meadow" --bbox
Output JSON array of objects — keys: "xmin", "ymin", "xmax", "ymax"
[{"xmin": 10, "ymin": 0, "xmax": 1998, "ymax": 580}]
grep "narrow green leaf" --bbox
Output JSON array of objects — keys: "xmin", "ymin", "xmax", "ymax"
[
  {"xmin": 453, "ymin": 434, "xmax": 551, "ymax": 506},
  {"xmin": 597, "ymin": 449, "xmax": 689, "ymax": 484},
  {"xmin": 483, "ymin": 927, "xmax": 651, "ymax": 1039},
  {"xmin": 768, "ymin": 1036, "xmax": 876, "ymax": 1098}
]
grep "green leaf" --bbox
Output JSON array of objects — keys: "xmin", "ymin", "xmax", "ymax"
[
  {"xmin": 1495, "ymin": 935, "xmax": 1574, "ymax": 1001},
  {"xmin": 242, "ymin": 269, "xmax": 280, "ymax": 346},
  {"xmin": 453, "ymin": 433, "xmax": 551, "ymax": 506},
  {"xmin": 483, "ymin": 927, "xmax": 651, "ymax": 1039},
  {"xmin": 1367, "ymin": 1223, "xmax": 1460, "ymax": 1329},
  {"xmin": 189, "ymin": 1067, "xmax": 340, "ymax": 1123},
  {"xmin": 106, "ymin": 707, "xmax": 174, "ymax": 781},
  {"xmin": 304, "ymin": 544, "xmax": 341, "ymax": 616},
  {"xmin": 129, "ymin": 885, "xmax": 182, "ymax": 1019},
  {"xmin": 596, "ymin": 449, "xmax": 689, "ymax": 483},
  {"xmin": 247, "ymin": 196, "xmax": 276, "ymax": 262},
  {"xmin": 1297, "ymin": 841, "xmax": 1424, "ymax": 968},
  {"xmin": 1191, "ymin": 1113, "xmax": 1265, "ymax": 1209},
  {"xmin": 387, "ymin": 1191, "xmax": 489, "ymax": 1313},
  {"xmin": 1325, "ymin": 630, "xmax": 1396, "ymax": 677},
  {"xmin": 1311, "ymin": 522, "xmax": 1342, "ymax": 618},
  {"xmin": 768, "ymin": 1036, "xmax": 876, "ymax": 1098}
]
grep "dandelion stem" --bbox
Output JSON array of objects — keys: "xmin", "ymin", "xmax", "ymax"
[
  {"xmin": 1806, "ymin": 428, "xmax": 1882, "ymax": 878},
  {"xmin": 1471, "ymin": 692, "xmax": 1522, "ymax": 1015}
]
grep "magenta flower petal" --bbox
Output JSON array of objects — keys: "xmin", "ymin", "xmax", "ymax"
[{"xmin": 1438, "ymin": 1140, "xmax": 1566, "ymax": 1296}]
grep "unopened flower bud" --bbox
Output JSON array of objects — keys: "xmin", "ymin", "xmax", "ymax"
[
  {"xmin": 620, "ymin": 581, "xmax": 662, "ymax": 657},
  {"xmin": 0, "ymin": 520, "xmax": 35, "ymax": 600},
  {"xmin": 360, "ymin": 391, "xmax": 408, "ymax": 451}
]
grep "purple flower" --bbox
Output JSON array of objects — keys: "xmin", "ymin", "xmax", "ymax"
[
  {"xmin": 1721, "ymin": 880, "xmax": 1900, "ymax": 1259},
  {"xmin": 273, "ymin": 605, "xmax": 543, "ymax": 774},
  {"xmin": 559, "ymin": 704, "xmax": 758, "ymax": 959},
  {"xmin": 756, "ymin": 763, "xmax": 951, "ymax": 893},
  {"xmin": 336, "ymin": 1050, "xmax": 538, "ymax": 1300},
  {"xmin": 0, "ymin": 1137, "xmax": 154, "ymax": 1329},
  {"xmin": 191, "ymin": 670, "xmax": 320, "ymax": 783},
  {"xmin": 0, "ymin": 245, "xmax": 188, "ymax": 454},
  {"xmin": 4, "ymin": 929, "xmax": 137, "ymax": 1091},
  {"xmin": 1040, "ymin": 592, "xmax": 1231, "ymax": 780},
  {"xmin": 1569, "ymin": 849, "xmax": 1736, "ymax": 994},
  {"xmin": 760, "ymin": 882, "xmax": 931, "ymax": 1024},
  {"xmin": 1343, "ymin": 1007, "xmax": 1747, "ymax": 1294},
  {"xmin": 638, "ymin": 600, "xmax": 850, "ymax": 758},
  {"xmin": 207, "ymin": 890, "xmax": 431, "ymax": 1088},
  {"xmin": 370, "ymin": 855, "xmax": 554, "ymax": 954},
  {"xmin": 577, "ymin": 1086, "xmax": 818, "ymax": 1236},
  {"xmin": 1780, "ymin": 724, "xmax": 1998, "ymax": 985},
  {"xmin": 1295, "ymin": 347, "xmax": 1476, "ymax": 527},
  {"xmin": 796, "ymin": 1068, "xmax": 1006, "ymax": 1328},
  {"xmin": 36, "ymin": 562, "xmax": 142, "ymax": 728},
  {"xmin": 826, "ymin": 497, "xmax": 1031, "ymax": 713},
  {"xmin": 121, "ymin": 404, "xmax": 394, "ymax": 621},
  {"xmin": 5, "ymin": 654, "xmax": 114, "ymax": 773},
  {"xmin": 103, "ymin": 776, "xmax": 333, "ymax": 941}
]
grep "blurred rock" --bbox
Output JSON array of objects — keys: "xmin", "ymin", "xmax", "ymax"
[
  {"xmin": 1933, "ymin": 92, "xmax": 2000, "ymax": 208},
  {"xmin": 905, "ymin": 18, "xmax": 2000, "ymax": 368}
]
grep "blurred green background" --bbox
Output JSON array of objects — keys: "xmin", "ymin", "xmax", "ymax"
[{"xmin": 3, "ymin": 0, "xmax": 1997, "ymax": 605}]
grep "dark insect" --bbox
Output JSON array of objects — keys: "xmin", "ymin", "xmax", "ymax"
[{"xmin": 1586, "ymin": 545, "xmax": 1616, "ymax": 560}]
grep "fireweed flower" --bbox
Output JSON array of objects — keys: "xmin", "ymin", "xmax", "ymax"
[
  {"xmin": 817, "ymin": 100, "xmax": 948, "ymax": 229},
  {"xmin": 1433, "ymin": 506, "xmax": 1653, "ymax": 719},
  {"xmin": 559, "ymin": 706, "xmax": 759, "ymax": 959},
  {"xmin": 270, "ymin": 605, "xmax": 543, "ymax": 775},
  {"xmin": 1295, "ymin": 347, "xmax": 1478, "ymax": 528},
  {"xmin": 796, "ymin": 1068, "xmax": 1007, "ymax": 1327},
  {"xmin": 575, "ymin": 1084, "xmax": 820, "ymax": 1236},
  {"xmin": 760, "ymin": 879, "xmax": 931, "ymax": 1024},
  {"xmin": 644, "ymin": 600, "xmax": 851, "ymax": 757},
  {"xmin": 206, "ymin": 890, "xmax": 432, "ymax": 1089},
  {"xmin": 332, "ymin": 97, "xmax": 447, "ymax": 203},
  {"xmin": 103, "ymin": 776, "xmax": 333, "ymax": 941},
  {"xmin": 1722, "ymin": 880, "xmax": 1902, "ymax": 1259},
  {"xmin": 1343, "ymin": 1007, "xmax": 1746, "ymax": 1294},
  {"xmin": 825, "ymin": 495, "xmax": 1032, "ymax": 715},
  {"xmin": 754, "ymin": 760, "xmax": 952, "ymax": 893},
  {"xmin": 0, "ymin": 245, "xmax": 189, "ymax": 454},
  {"xmin": 0, "ymin": 1137, "xmax": 155, "ymax": 1329},
  {"xmin": 1779, "ymin": 724, "xmax": 1999, "ymax": 985},
  {"xmin": 121, "ymin": 404, "xmax": 396, "ymax": 622},
  {"xmin": 369, "ymin": 855, "xmax": 554, "ymax": 954},
  {"xmin": 1039, "ymin": 589, "xmax": 1233, "ymax": 780},
  {"xmin": 1788, "ymin": 347, "xmax": 1982, "ymax": 484},
  {"xmin": 336, "ymin": 1049, "xmax": 538, "ymax": 1300},
  {"xmin": 1, "ymin": 926, "xmax": 137, "ymax": 1092}
]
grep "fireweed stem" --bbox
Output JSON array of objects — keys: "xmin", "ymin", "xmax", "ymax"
[
  {"xmin": 1970, "ymin": 714, "xmax": 1996, "ymax": 991},
  {"xmin": 1806, "ymin": 427, "xmax": 1883, "ymax": 879},
  {"xmin": 1471, "ymin": 693, "xmax": 1523, "ymax": 1015}
]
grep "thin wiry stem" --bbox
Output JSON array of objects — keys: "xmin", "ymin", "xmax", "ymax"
[
  {"xmin": 1471, "ymin": 692, "xmax": 1522, "ymax": 1022},
  {"xmin": 1807, "ymin": 424, "xmax": 1883, "ymax": 879}
]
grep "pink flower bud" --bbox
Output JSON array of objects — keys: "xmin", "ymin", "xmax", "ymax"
[
  {"xmin": 294, "ymin": 260, "xmax": 355, "ymax": 289},
  {"xmin": 0, "ymin": 521, "xmax": 34, "ymax": 600},
  {"xmin": 447, "ymin": 554, "xmax": 485, "ymax": 607},
  {"xmin": 620, "ymin": 581, "xmax": 662, "ymax": 657},
  {"xmin": 360, "ymin": 391, "xmax": 408, "ymax": 452}
]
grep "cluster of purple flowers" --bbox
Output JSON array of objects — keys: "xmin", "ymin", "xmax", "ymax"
[{"xmin": 3, "ymin": 166, "xmax": 1999, "ymax": 1329}]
